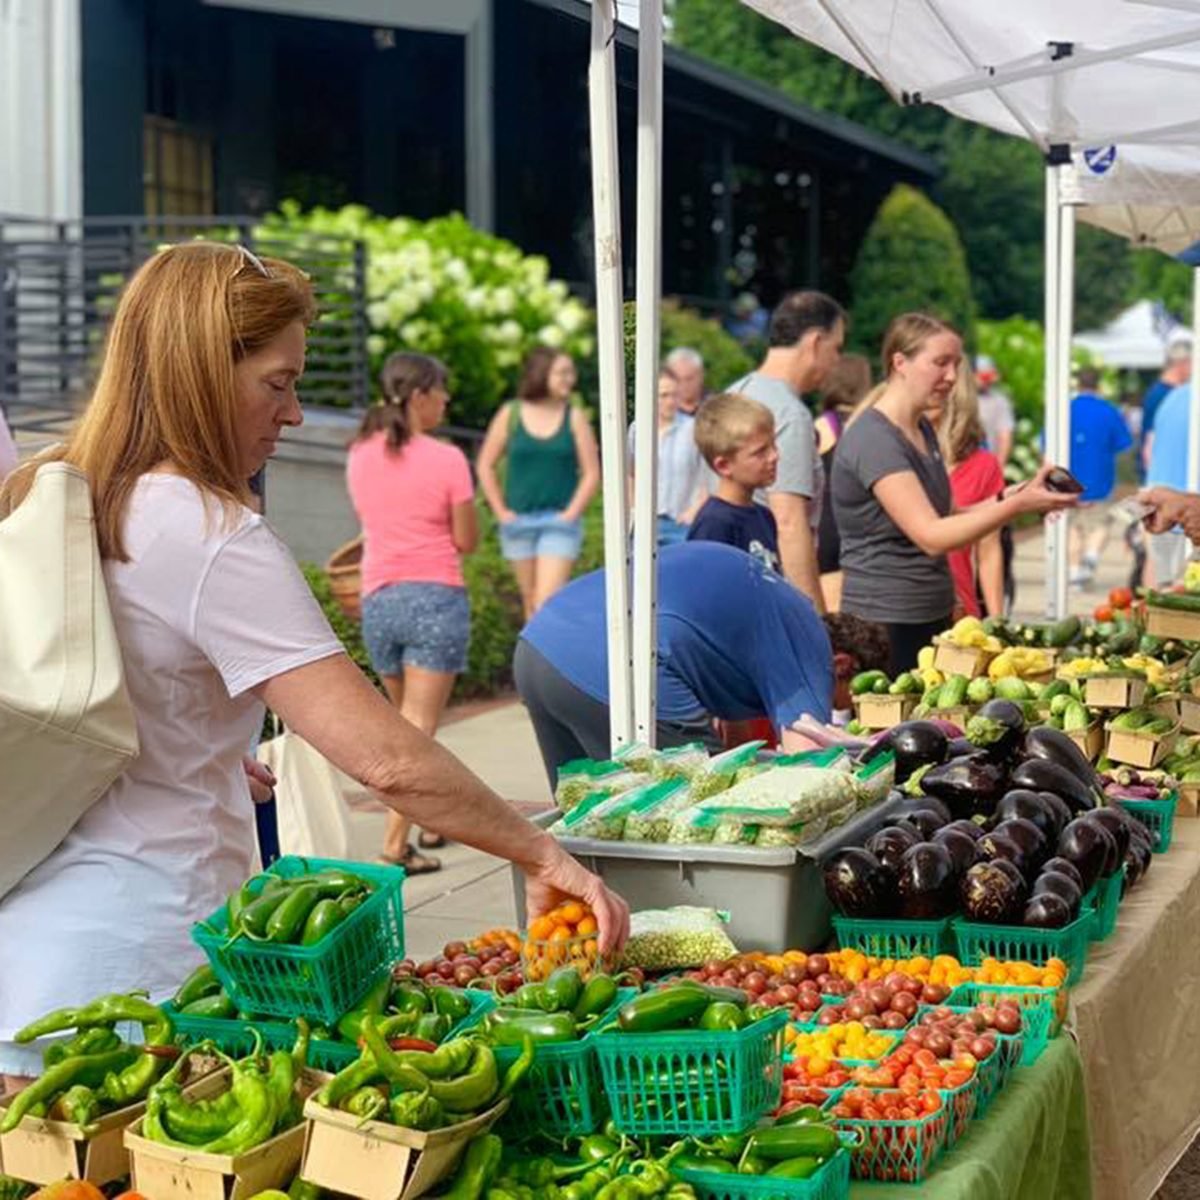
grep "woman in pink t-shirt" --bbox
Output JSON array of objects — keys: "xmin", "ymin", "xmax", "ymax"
[
  {"xmin": 936, "ymin": 372, "xmax": 1005, "ymax": 618},
  {"xmin": 347, "ymin": 354, "xmax": 479, "ymax": 873}
]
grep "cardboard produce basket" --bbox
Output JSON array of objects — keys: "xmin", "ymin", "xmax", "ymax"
[
  {"xmin": 933, "ymin": 639, "xmax": 996, "ymax": 679},
  {"xmin": 853, "ymin": 693, "xmax": 918, "ymax": 730},
  {"xmin": 1103, "ymin": 721, "xmax": 1179, "ymax": 770},
  {"xmin": 1066, "ymin": 721, "xmax": 1105, "ymax": 763},
  {"xmin": 1179, "ymin": 694, "xmax": 1200, "ymax": 734},
  {"xmin": 0, "ymin": 1095, "xmax": 147, "ymax": 1187},
  {"xmin": 1151, "ymin": 693, "xmax": 1183, "ymax": 724},
  {"xmin": 1085, "ymin": 674, "xmax": 1147, "ymax": 710},
  {"xmin": 1177, "ymin": 781, "xmax": 1200, "ymax": 818},
  {"xmin": 299, "ymin": 1095, "xmax": 508, "ymax": 1200},
  {"xmin": 123, "ymin": 1066, "xmax": 321, "ymax": 1200},
  {"xmin": 1145, "ymin": 602, "xmax": 1200, "ymax": 642}
]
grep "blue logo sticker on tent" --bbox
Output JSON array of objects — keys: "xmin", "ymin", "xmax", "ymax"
[{"xmin": 1083, "ymin": 146, "xmax": 1117, "ymax": 175}]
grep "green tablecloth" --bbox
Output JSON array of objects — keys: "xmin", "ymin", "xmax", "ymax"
[{"xmin": 847, "ymin": 1036, "xmax": 1091, "ymax": 1200}]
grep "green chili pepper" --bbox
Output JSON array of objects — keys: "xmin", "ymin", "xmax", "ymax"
[
  {"xmin": 544, "ymin": 967, "xmax": 583, "ymax": 1013},
  {"xmin": 237, "ymin": 887, "xmax": 292, "ymax": 940},
  {"xmin": 423, "ymin": 1041, "xmax": 499, "ymax": 1114},
  {"xmin": 485, "ymin": 1008, "xmax": 577, "ymax": 1045},
  {"xmin": 616, "ymin": 986, "xmax": 712, "ymax": 1034},
  {"xmin": 193, "ymin": 1055, "xmax": 279, "ymax": 1154},
  {"xmin": 266, "ymin": 883, "xmax": 324, "ymax": 943},
  {"xmin": 765, "ymin": 1158, "xmax": 822, "ymax": 1179},
  {"xmin": 497, "ymin": 1034, "xmax": 535, "ymax": 1099},
  {"xmin": 576, "ymin": 1134, "xmax": 620, "ymax": 1164},
  {"xmin": 442, "ymin": 1133, "xmax": 504, "ymax": 1200},
  {"xmin": 430, "ymin": 986, "xmax": 471, "ymax": 1022},
  {"xmin": 288, "ymin": 1177, "xmax": 323, "ymax": 1200},
  {"xmin": 181, "ymin": 992, "xmax": 237, "ymax": 1019},
  {"xmin": 391, "ymin": 980, "xmax": 431, "ymax": 1015},
  {"xmin": 343, "ymin": 1086, "xmax": 388, "ymax": 1120},
  {"xmin": 0, "ymin": 1046, "xmax": 138, "ymax": 1133},
  {"xmin": 696, "ymin": 1002, "xmax": 745, "ymax": 1032},
  {"xmin": 360, "ymin": 1019, "xmax": 475, "ymax": 1082},
  {"xmin": 510, "ymin": 983, "xmax": 551, "ymax": 1011},
  {"xmin": 573, "ymin": 975, "xmax": 618, "ymax": 1021},
  {"xmin": 772, "ymin": 1104, "xmax": 827, "ymax": 1127},
  {"xmin": 49, "ymin": 1084, "xmax": 100, "ymax": 1127},
  {"xmin": 414, "ymin": 1013, "xmax": 451, "ymax": 1043},
  {"xmin": 300, "ymin": 898, "xmax": 347, "ymax": 946},
  {"xmin": 174, "ymin": 964, "xmax": 222, "ymax": 1009},
  {"xmin": 390, "ymin": 1088, "xmax": 445, "ymax": 1130},
  {"xmin": 336, "ymin": 975, "xmax": 391, "ymax": 1043},
  {"xmin": 746, "ymin": 1125, "xmax": 839, "ymax": 1162},
  {"xmin": 670, "ymin": 1155, "xmax": 735, "ymax": 1173},
  {"xmin": 317, "ymin": 1057, "xmax": 383, "ymax": 1110},
  {"xmin": 43, "ymin": 1026, "xmax": 121, "ymax": 1068}
]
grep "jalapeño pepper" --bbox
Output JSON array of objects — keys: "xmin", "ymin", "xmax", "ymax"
[
  {"xmin": 696, "ymin": 1002, "xmax": 745, "ymax": 1032},
  {"xmin": 414, "ymin": 1013, "xmax": 451, "ymax": 1043},
  {"xmin": 543, "ymin": 967, "xmax": 583, "ymax": 1013},
  {"xmin": 573, "ymin": 975, "xmax": 618, "ymax": 1021},
  {"xmin": 265, "ymin": 883, "xmax": 324, "ymax": 943},
  {"xmin": 746, "ymin": 1124, "xmax": 839, "ymax": 1161},
  {"xmin": 300, "ymin": 898, "xmax": 347, "ymax": 946},
  {"xmin": 429, "ymin": 986, "xmax": 471, "ymax": 1022},
  {"xmin": 174, "ymin": 964, "xmax": 222, "ymax": 1009},
  {"xmin": 616, "ymin": 986, "xmax": 711, "ymax": 1034},
  {"xmin": 485, "ymin": 1008, "xmax": 577, "ymax": 1045},
  {"xmin": 337, "ymin": 975, "xmax": 391, "ymax": 1044},
  {"xmin": 181, "ymin": 993, "xmax": 237, "ymax": 1019}
]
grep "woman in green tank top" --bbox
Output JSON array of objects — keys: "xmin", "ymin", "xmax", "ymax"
[{"xmin": 478, "ymin": 346, "xmax": 600, "ymax": 619}]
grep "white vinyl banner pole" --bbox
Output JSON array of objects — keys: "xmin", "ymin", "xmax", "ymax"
[
  {"xmin": 588, "ymin": 0, "xmax": 634, "ymax": 751},
  {"xmin": 1043, "ymin": 163, "xmax": 1068, "ymax": 619},
  {"xmin": 1189, "ymin": 267, "xmax": 1200, "ymax": 493},
  {"xmin": 1055, "ymin": 197, "xmax": 1075, "ymax": 620},
  {"xmin": 632, "ymin": 0, "xmax": 663, "ymax": 742}
]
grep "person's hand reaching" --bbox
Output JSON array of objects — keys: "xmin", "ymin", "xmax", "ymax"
[
  {"xmin": 1138, "ymin": 486, "xmax": 1200, "ymax": 543},
  {"xmin": 242, "ymin": 757, "xmax": 277, "ymax": 804},
  {"xmin": 524, "ymin": 842, "xmax": 631, "ymax": 957}
]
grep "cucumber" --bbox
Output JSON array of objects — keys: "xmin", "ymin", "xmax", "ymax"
[
  {"xmin": 1110, "ymin": 709, "xmax": 1153, "ymax": 731},
  {"xmin": 1148, "ymin": 590, "xmax": 1200, "ymax": 614},
  {"xmin": 937, "ymin": 674, "xmax": 969, "ymax": 708},
  {"xmin": 1049, "ymin": 693, "xmax": 1074, "ymax": 717},
  {"xmin": 1142, "ymin": 718, "xmax": 1175, "ymax": 736},
  {"xmin": 1040, "ymin": 679, "xmax": 1072, "ymax": 704},
  {"xmin": 1104, "ymin": 630, "xmax": 1140, "ymax": 656},
  {"xmin": 1062, "ymin": 700, "xmax": 1091, "ymax": 732},
  {"xmin": 850, "ymin": 670, "xmax": 889, "ymax": 696},
  {"xmin": 966, "ymin": 677, "xmax": 994, "ymax": 704},
  {"xmin": 994, "ymin": 677, "xmax": 1032, "ymax": 701},
  {"xmin": 1044, "ymin": 615, "xmax": 1082, "ymax": 648}
]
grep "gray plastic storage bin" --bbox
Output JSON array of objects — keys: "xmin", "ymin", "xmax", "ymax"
[{"xmin": 513, "ymin": 793, "xmax": 903, "ymax": 953}]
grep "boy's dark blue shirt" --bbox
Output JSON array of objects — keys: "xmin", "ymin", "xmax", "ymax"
[{"xmin": 687, "ymin": 496, "xmax": 781, "ymax": 573}]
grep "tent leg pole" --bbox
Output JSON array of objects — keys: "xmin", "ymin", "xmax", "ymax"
[
  {"xmin": 1189, "ymin": 268, "xmax": 1200, "ymax": 494},
  {"xmin": 1044, "ymin": 163, "xmax": 1067, "ymax": 620},
  {"xmin": 1055, "ymin": 198, "xmax": 1075, "ymax": 620},
  {"xmin": 588, "ymin": 0, "xmax": 634, "ymax": 752},
  {"xmin": 632, "ymin": 0, "xmax": 663, "ymax": 744}
]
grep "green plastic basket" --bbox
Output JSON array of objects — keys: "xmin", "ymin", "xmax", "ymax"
[
  {"xmin": 192, "ymin": 856, "xmax": 405, "ymax": 1024},
  {"xmin": 831, "ymin": 1101, "xmax": 948, "ymax": 1184},
  {"xmin": 1119, "ymin": 793, "xmax": 1177, "ymax": 853},
  {"xmin": 1085, "ymin": 872, "xmax": 1123, "ymax": 942},
  {"xmin": 676, "ymin": 1147, "xmax": 851, "ymax": 1200},
  {"xmin": 162, "ymin": 988, "xmax": 493, "ymax": 1074},
  {"xmin": 945, "ymin": 982, "xmax": 1066, "ymax": 1066},
  {"xmin": 593, "ymin": 1008, "xmax": 787, "ymax": 1134},
  {"xmin": 831, "ymin": 916, "xmax": 949, "ymax": 959},
  {"xmin": 951, "ymin": 906, "xmax": 1093, "ymax": 986},
  {"xmin": 491, "ymin": 988, "xmax": 634, "ymax": 1138},
  {"xmin": 938, "ymin": 1074, "xmax": 979, "ymax": 1147},
  {"xmin": 912, "ymin": 1003, "xmax": 1021, "ymax": 1114}
]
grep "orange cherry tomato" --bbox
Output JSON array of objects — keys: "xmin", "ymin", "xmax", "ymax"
[
  {"xmin": 1109, "ymin": 587, "xmax": 1133, "ymax": 609},
  {"xmin": 1093, "ymin": 604, "xmax": 1114, "ymax": 622}
]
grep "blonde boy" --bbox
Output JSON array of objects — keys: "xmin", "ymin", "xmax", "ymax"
[{"xmin": 687, "ymin": 393, "xmax": 781, "ymax": 572}]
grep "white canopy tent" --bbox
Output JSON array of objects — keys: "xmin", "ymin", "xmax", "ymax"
[
  {"xmin": 585, "ymin": 0, "xmax": 1200, "ymax": 745},
  {"xmin": 1074, "ymin": 299, "xmax": 1188, "ymax": 369}
]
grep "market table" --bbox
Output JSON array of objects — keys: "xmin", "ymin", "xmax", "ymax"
[{"xmin": 847, "ymin": 1037, "xmax": 1091, "ymax": 1200}]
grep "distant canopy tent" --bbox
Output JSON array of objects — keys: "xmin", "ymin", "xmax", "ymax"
[
  {"xmin": 734, "ymin": 0, "xmax": 1200, "ymax": 616},
  {"xmin": 1074, "ymin": 299, "xmax": 1189, "ymax": 369}
]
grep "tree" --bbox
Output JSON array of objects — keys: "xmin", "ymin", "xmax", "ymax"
[{"xmin": 849, "ymin": 186, "xmax": 975, "ymax": 355}]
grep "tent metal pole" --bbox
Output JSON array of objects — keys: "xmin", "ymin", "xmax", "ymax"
[
  {"xmin": 588, "ymin": 0, "xmax": 634, "ymax": 752},
  {"xmin": 632, "ymin": 0, "xmax": 663, "ymax": 742},
  {"xmin": 1056, "ymin": 198, "xmax": 1076, "ymax": 620},
  {"xmin": 1044, "ymin": 163, "xmax": 1068, "ymax": 619},
  {"xmin": 1189, "ymin": 267, "xmax": 1200, "ymax": 493}
]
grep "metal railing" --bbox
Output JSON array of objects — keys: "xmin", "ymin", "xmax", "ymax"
[{"xmin": 0, "ymin": 214, "xmax": 370, "ymax": 427}]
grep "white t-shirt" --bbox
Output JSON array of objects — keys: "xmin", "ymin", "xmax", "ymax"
[{"xmin": 0, "ymin": 475, "xmax": 343, "ymax": 1045}]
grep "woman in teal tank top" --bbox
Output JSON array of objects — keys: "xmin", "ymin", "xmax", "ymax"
[{"xmin": 478, "ymin": 346, "xmax": 600, "ymax": 619}]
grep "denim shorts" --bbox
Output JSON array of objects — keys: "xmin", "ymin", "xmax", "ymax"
[
  {"xmin": 499, "ymin": 510, "xmax": 583, "ymax": 562},
  {"xmin": 362, "ymin": 582, "xmax": 470, "ymax": 676}
]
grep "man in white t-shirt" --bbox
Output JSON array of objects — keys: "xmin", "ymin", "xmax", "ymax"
[{"xmin": 725, "ymin": 291, "xmax": 845, "ymax": 612}]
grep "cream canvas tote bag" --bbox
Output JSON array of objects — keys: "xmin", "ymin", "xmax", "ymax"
[{"xmin": 0, "ymin": 461, "xmax": 139, "ymax": 897}]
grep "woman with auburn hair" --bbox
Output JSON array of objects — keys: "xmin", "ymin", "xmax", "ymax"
[
  {"xmin": 347, "ymin": 352, "xmax": 479, "ymax": 875},
  {"xmin": 831, "ymin": 312, "xmax": 1076, "ymax": 673},
  {"xmin": 933, "ymin": 369, "xmax": 1006, "ymax": 619},
  {"xmin": 0, "ymin": 243, "xmax": 628, "ymax": 1085},
  {"xmin": 476, "ymin": 345, "xmax": 600, "ymax": 619}
]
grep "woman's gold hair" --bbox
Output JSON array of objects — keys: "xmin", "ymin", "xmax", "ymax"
[
  {"xmin": 849, "ymin": 312, "xmax": 959, "ymax": 424},
  {"xmin": 0, "ymin": 241, "xmax": 316, "ymax": 559}
]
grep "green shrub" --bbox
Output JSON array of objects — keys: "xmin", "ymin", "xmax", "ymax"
[{"xmin": 849, "ymin": 184, "xmax": 975, "ymax": 356}]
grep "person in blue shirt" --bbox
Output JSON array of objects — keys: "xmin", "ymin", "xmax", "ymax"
[
  {"xmin": 1145, "ymin": 380, "xmax": 1196, "ymax": 585},
  {"xmin": 687, "ymin": 393, "xmax": 781, "ymax": 572},
  {"xmin": 1140, "ymin": 337, "xmax": 1192, "ymax": 481},
  {"xmin": 512, "ymin": 542, "xmax": 889, "ymax": 783},
  {"xmin": 1069, "ymin": 367, "xmax": 1134, "ymax": 588}
]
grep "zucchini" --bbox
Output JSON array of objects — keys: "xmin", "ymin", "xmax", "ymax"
[
  {"xmin": 1142, "ymin": 718, "xmax": 1175, "ymax": 736},
  {"xmin": 1148, "ymin": 590, "xmax": 1200, "ymax": 614},
  {"xmin": 1110, "ymin": 710, "xmax": 1153, "ymax": 731},
  {"xmin": 1040, "ymin": 679, "xmax": 1072, "ymax": 704},
  {"xmin": 1044, "ymin": 616, "xmax": 1082, "ymax": 648},
  {"xmin": 850, "ymin": 670, "xmax": 889, "ymax": 696}
]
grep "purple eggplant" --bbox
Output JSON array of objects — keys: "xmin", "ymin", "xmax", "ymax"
[
  {"xmin": 1024, "ymin": 892, "xmax": 1074, "ymax": 929},
  {"xmin": 897, "ymin": 842, "xmax": 959, "ymax": 919},
  {"xmin": 921, "ymin": 755, "xmax": 1008, "ymax": 820},
  {"xmin": 1022, "ymin": 727, "xmax": 1101, "ymax": 796},
  {"xmin": 866, "ymin": 825, "xmax": 922, "ymax": 873},
  {"xmin": 1041, "ymin": 856, "xmax": 1084, "ymax": 891},
  {"xmin": 977, "ymin": 829, "xmax": 1034, "ymax": 881},
  {"xmin": 1009, "ymin": 758, "xmax": 1095, "ymax": 814},
  {"xmin": 1032, "ymin": 870, "xmax": 1082, "ymax": 916},
  {"xmin": 1056, "ymin": 818, "xmax": 1112, "ymax": 891},
  {"xmin": 1083, "ymin": 807, "xmax": 1133, "ymax": 862},
  {"xmin": 966, "ymin": 700, "xmax": 1026, "ymax": 761},
  {"xmin": 883, "ymin": 721, "xmax": 951, "ymax": 782},
  {"xmin": 823, "ymin": 848, "xmax": 897, "ymax": 918},
  {"xmin": 961, "ymin": 861, "xmax": 1028, "ymax": 924},
  {"xmin": 992, "ymin": 790, "xmax": 1063, "ymax": 841},
  {"xmin": 993, "ymin": 817, "xmax": 1048, "ymax": 870},
  {"xmin": 931, "ymin": 826, "xmax": 981, "ymax": 876}
]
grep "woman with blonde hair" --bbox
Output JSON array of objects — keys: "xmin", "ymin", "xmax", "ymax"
[
  {"xmin": 934, "ymin": 370, "xmax": 1006, "ymax": 618},
  {"xmin": 0, "ymin": 242, "xmax": 628, "ymax": 1084},
  {"xmin": 831, "ymin": 312, "xmax": 1076, "ymax": 672},
  {"xmin": 347, "ymin": 352, "xmax": 479, "ymax": 875}
]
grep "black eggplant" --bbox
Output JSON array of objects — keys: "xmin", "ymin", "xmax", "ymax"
[
  {"xmin": 893, "ymin": 796, "xmax": 953, "ymax": 826},
  {"xmin": 823, "ymin": 848, "xmax": 896, "ymax": 918},
  {"xmin": 1056, "ymin": 818, "xmax": 1110, "ymax": 891},
  {"xmin": 1023, "ymin": 727, "xmax": 1101, "ymax": 795},
  {"xmin": 961, "ymin": 861, "xmax": 1028, "ymax": 924},
  {"xmin": 921, "ymin": 755, "xmax": 1008, "ymax": 820},
  {"xmin": 989, "ymin": 857, "xmax": 1027, "ymax": 892},
  {"xmin": 866, "ymin": 825, "xmax": 922, "ymax": 873},
  {"xmin": 887, "ymin": 721, "xmax": 951, "ymax": 782},
  {"xmin": 1041, "ymin": 856, "xmax": 1084, "ymax": 891},
  {"xmin": 896, "ymin": 807, "xmax": 948, "ymax": 840},
  {"xmin": 1032, "ymin": 870, "xmax": 1082, "ymax": 916},
  {"xmin": 977, "ymin": 830, "xmax": 1033, "ymax": 880},
  {"xmin": 942, "ymin": 818, "xmax": 986, "ymax": 842},
  {"xmin": 994, "ymin": 817, "xmax": 1048, "ymax": 869},
  {"xmin": 1009, "ymin": 758, "xmax": 1095, "ymax": 814},
  {"xmin": 1024, "ymin": 893, "xmax": 1074, "ymax": 929},
  {"xmin": 1125, "ymin": 837, "xmax": 1152, "ymax": 888},
  {"xmin": 992, "ymin": 790, "xmax": 1062, "ymax": 841},
  {"xmin": 1038, "ymin": 791, "xmax": 1074, "ymax": 834},
  {"xmin": 1044, "ymin": 465, "xmax": 1085, "ymax": 494},
  {"xmin": 1083, "ymin": 808, "xmax": 1132, "ymax": 862},
  {"xmin": 931, "ymin": 826, "xmax": 981, "ymax": 875},
  {"xmin": 966, "ymin": 700, "xmax": 1026, "ymax": 761},
  {"xmin": 947, "ymin": 736, "xmax": 976, "ymax": 759},
  {"xmin": 897, "ymin": 842, "xmax": 959, "ymax": 919}
]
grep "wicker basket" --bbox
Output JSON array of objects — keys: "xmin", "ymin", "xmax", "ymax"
[{"xmin": 326, "ymin": 536, "xmax": 363, "ymax": 621}]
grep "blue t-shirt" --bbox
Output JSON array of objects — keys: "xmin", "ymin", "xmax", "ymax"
[
  {"xmin": 687, "ymin": 497, "xmax": 780, "ymax": 573},
  {"xmin": 520, "ymin": 542, "xmax": 833, "ymax": 729},
  {"xmin": 1142, "ymin": 380, "xmax": 1173, "ymax": 438},
  {"xmin": 1147, "ymin": 383, "xmax": 1192, "ymax": 490},
  {"xmin": 1069, "ymin": 393, "xmax": 1133, "ymax": 502}
]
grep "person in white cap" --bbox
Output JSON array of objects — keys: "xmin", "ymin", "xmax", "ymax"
[{"xmin": 975, "ymin": 355, "xmax": 1015, "ymax": 465}]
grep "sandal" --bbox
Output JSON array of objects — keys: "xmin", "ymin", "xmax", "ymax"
[
  {"xmin": 418, "ymin": 831, "xmax": 446, "ymax": 850},
  {"xmin": 379, "ymin": 847, "xmax": 442, "ymax": 875}
]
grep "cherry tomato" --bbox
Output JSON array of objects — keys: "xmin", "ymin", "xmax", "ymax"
[
  {"xmin": 1094, "ymin": 603, "xmax": 1114, "ymax": 622},
  {"xmin": 1110, "ymin": 586, "xmax": 1133, "ymax": 609}
]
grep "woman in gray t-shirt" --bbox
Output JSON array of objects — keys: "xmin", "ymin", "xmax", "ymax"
[{"xmin": 832, "ymin": 313, "xmax": 1076, "ymax": 673}]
